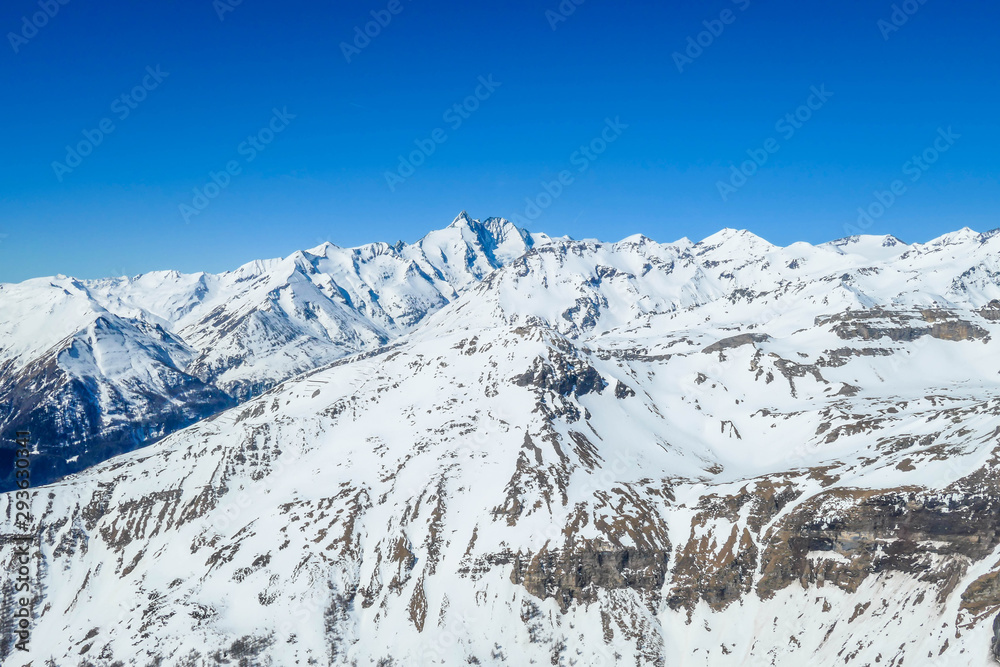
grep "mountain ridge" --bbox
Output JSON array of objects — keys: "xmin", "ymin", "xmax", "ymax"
[{"xmin": 2, "ymin": 214, "xmax": 1000, "ymax": 488}]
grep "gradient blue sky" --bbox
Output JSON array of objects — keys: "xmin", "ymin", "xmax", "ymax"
[{"xmin": 1, "ymin": 0, "xmax": 998, "ymax": 282}]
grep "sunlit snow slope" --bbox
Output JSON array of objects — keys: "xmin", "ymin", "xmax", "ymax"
[{"xmin": 0, "ymin": 213, "xmax": 547, "ymax": 490}]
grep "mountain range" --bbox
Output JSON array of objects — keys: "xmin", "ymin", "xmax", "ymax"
[
  {"xmin": 0, "ymin": 213, "xmax": 549, "ymax": 490},
  {"xmin": 3, "ymin": 213, "xmax": 1000, "ymax": 665}
]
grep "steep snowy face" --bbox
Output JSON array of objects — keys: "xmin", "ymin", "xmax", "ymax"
[
  {"xmin": 0, "ymin": 214, "xmax": 543, "ymax": 490},
  {"xmin": 5, "ymin": 225, "xmax": 1000, "ymax": 666},
  {"xmin": 0, "ymin": 278, "xmax": 233, "ymax": 490},
  {"xmin": 0, "ymin": 277, "xmax": 120, "ymax": 371}
]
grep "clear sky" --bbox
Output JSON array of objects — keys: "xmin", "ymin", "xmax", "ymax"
[{"xmin": 1, "ymin": 0, "xmax": 998, "ymax": 282}]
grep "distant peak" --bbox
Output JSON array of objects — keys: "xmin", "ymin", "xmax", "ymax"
[
  {"xmin": 442, "ymin": 212, "xmax": 528, "ymax": 244},
  {"xmin": 927, "ymin": 227, "xmax": 979, "ymax": 246},
  {"xmin": 697, "ymin": 228, "xmax": 771, "ymax": 248},
  {"xmin": 704, "ymin": 228, "xmax": 750, "ymax": 239},
  {"xmin": 979, "ymin": 228, "xmax": 1000, "ymax": 242},
  {"xmin": 830, "ymin": 234, "xmax": 906, "ymax": 248},
  {"xmin": 449, "ymin": 210, "xmax": 474, "ymax": 227},
  {"xmin": 304, "ymin": 241, "xmax": 338, "ymax": 256}
]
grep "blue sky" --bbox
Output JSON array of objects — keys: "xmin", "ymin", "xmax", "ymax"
[{"xmin": 1, "ymin": 0, "xmax": 998, "ymax": 282}]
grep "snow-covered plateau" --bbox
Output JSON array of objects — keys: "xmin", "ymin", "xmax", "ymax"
[{"xmin": 3, "ymin": 213, "xmax": 1000, "ymax": 665}]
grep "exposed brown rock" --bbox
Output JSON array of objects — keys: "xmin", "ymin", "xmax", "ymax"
[
  {"xmin": 978, "ymin": 300, "xmax": 1000, "ymax": 321},
  {"xmin": 510, "ymin": 541, "xmax": 671, "ymax": 612},
  {"xmin": 758, "ymin": 486, "xmax": 1000, "ymax": 600},
  {"xmin": 960, "ymin": 567, "xmax": 1000, "ymax": 621},
  {"xmin": 668, "ymin": 524, "xmax": 757, "ymax": 614},
  {"xmin": 816, "ymin": 308, "xmax": 990, "ymax": 342},
  {"xmin": 702, "ymin": 333, "xmax": 771, "ymax": 355},
  {"xmin": 992, "ymin": 612, "xmax": 1000, "ymax": 662}
]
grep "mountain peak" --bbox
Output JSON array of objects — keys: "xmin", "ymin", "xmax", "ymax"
[
  {"xmin": 619, "ymin": 233, "xmax": 653, "ymax": 245},
  {"xmin": 419, "ymin": 211, "xmax": 535, "ymax": 271},
  {"xmin": 449, "ymin": 210, "xmax": 475, "ymax": 228},
  {"xmin": 926, "ymin": 227, "xmax": 980, "ymax": 246},
  {"xmin": 304, "ymin": 241, "xmax": 338, "ymax": 256},
  {"xmin": 447, "ymin": 211, "xmax": 523, "ymax": 240},
  {"xmin": 696, "ymin": 228, "xmax": 772, "ymax": 251}
]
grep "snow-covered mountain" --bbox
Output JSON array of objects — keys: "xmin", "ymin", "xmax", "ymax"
[
  {"xmin": 4, "ymin": 217, "xmax": 1000, "ymax": 665},
  {"xmin": 0, "ymin": 213, "xmax": 548, "ymax": 490}
]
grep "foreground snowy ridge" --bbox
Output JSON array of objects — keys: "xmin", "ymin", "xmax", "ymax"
[{"xmin": 3, "ymin": 215, "xmax": 1000, "ymax": 665}]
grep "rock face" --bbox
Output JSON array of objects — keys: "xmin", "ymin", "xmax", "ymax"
[
  {"xmin": 511, "ymin": 543, "xmax": 672, "ymax": 611},
  {"xmin": 5, "ymin": 222, "xmax": 1000, "ymax": 664},
  {"xmin": 818, "ymin": 308, "xmax": 991, "ymax": 343},
  {"xmin": 757, "ymin": 483, "xmax": 1000, "ymax": 600},
  {"xmin": 979, "ymin": 300, "xmax": 1000, "ymax": 321},
  {"xmin": 0, "ymin": 314, "xmax": 235, "ymax": 489},
  {"xmin": 992, "ymin": 612, "xmax": 1000, "ymax": 662},
  {"xmin": 702, "ymin": 332, "xmax": 771, "ymax": 354}
]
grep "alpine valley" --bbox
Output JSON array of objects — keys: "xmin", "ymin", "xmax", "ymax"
[{"xmin": 3, "ymin": 213, "xmax": 1000, "ymax": 666}]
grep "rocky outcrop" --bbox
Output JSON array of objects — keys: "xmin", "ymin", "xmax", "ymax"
[
  {"xmin": 511, "ymin": 542, "xmax": 671, "ymax": 612},
  {"xmin": 758, "ymin": 486, "xmax": 1000, "ymax": 600},
  {"xmin": 668, "ymin": 523, "xmax": 757, "ymax": 613},
  {"xmin": 514, "ymin": 352, "xmax": 607, "ymax": 398},
  {"xmin": 668, "ymin": 478, "xmax": 799, "ymax": 613},
  {"xmin": 962, "ymin": 569, "xmax": 1000, "ymax": 623},
  {"xmin": 979, "ymin": 300, "xmax": 1000, "ymax": 322},
  {"xmin": 702, "ymin": 333, "xmax": 771, "ymax": 354},
  {"xmin": 992, "ymin": 612, "xmax": 1000, "ymax": 662},
  {"xmin": 817, "ymin": 308, "xmax": 990, "ymax": 342}
]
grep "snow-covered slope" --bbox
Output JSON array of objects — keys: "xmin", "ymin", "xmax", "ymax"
[
  {"xmin": 3, "ymin": 220, "xmax": 1000, "ymax": 665},
  {"xmin": 85, "ymin": 211, "xmax": 550, "ymax": 397},
  {"xmin": 0, "ymin": 213, "xmax": 547, "ymax": 489},
  {"xmin": 0, "ymin": 277, "xmax": 234, "ymax": 486}
]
